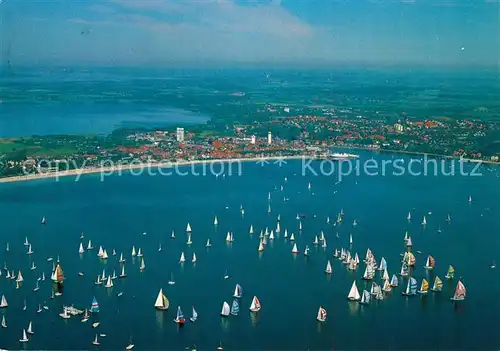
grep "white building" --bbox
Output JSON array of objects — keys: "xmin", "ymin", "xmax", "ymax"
[
  {"xmin": 176, "ymin": 127, "xmax": 185, "ymax": 143},
  {"xmin": 267, "ymin": 131, "xmax": 272, "ymax": 145},
  {"xmin": 251, "ymin": 135, "xmax": 256, "ymax": 145}
]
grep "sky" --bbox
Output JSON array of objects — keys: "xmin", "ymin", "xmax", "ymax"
[{"xmin": 0, "ymin": 0, "xmax": 499, "ymax": 67}]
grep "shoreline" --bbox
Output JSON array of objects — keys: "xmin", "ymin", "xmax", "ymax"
[
  {"xmin": 0, "ymin": 155, "xmax": 309, "ymax": 184},
  {"xmin": 1, "ymin": 149, "xmax": 498, "ymax": 185}
]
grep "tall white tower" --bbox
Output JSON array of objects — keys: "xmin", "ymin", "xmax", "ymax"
[
  {"xmin": 267, "ymin": 131, "xmax": 272, "ymax": 145},
  {"xmin": 176, "ymin": 128, "xmax": 185, "ymax": 143}
]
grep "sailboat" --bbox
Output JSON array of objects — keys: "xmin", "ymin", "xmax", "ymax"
[
  {"xmin": 258, "ymin": 240, "xmax": 264, "ymax": 252},
  {"xmin": 168, "ymin": 272, "xmax": 175, "ymax": 285},
  {"xmin": 90, "ymin": 297, "xmax": 100, "ymax": 313},
  {"xmin": 399, "ymin": 263, "xmax": 409, "ymax": 277},
  {"xmin": 445, "ymin": 265, "xmax": 455, "ymax": 279},
  {"xmin": 27, "ymin": 321, "xmax": 34, "ymax": 334},
  {"xmin": 422, "ymin": 216, "xmax": 427, "ymax": 226},
  {"xmin": 424, "ymin": 255, "xmax": 435, "ymax": 269},
  {"xmin": 179, "ymin": 252, "xmax": 186, "ymax": 263},
  {"xmin": 87, "ymin": 240, "xmax": 93, "ymax": 250},
  {"xmin": 431, "ymin": 276, "xmax": 443, "ymax": 292},
  {"xmin": 304, "ymin": 246, "xmax": 310, "ymax": 256},
  {"xmin": 154, "ymin": 289, "xmax": 169, "ymax": 310},
  {"xmin": 224, "ymin": 270, "xmax": 230, "ymax": 280},
  {"xmin": 19, "ymin": 329, "xmax": 29, "ymax": 342},
  {"xmin": 1, "ymin": 315, "xmax": 6, "ymax": 328},
  {"xmin": 186, "ymin": 235, "xmax": 193, "ymax": 245},
  {"xmin": 16, "ymin": 270, "xmax": 24, "ymax": 282},
  {"xmin": 214, "ymin": 216, "xmax": 218, "ymax": 226},
  {"xmin": 230, "ymin": 300, "xmax": 240, "ymax": 315},
  {"xmin": 360, "ymin": 290, "xmax": 371, "ymax": 305},
  {"xmin": 313, "ymin": 236, "xmax": 319, "ymax": 245},
  {"xmin": 186, "ymin": 223, "xmax": 192, "ymax": 232},
  {"xmin": 131, "ymin": 246, "xmax": 136, "ymax": 257},
  {"xmin": 325, "ymin": 260, "xmax": 332, "ymax": 274},
  {"xmin": 41, "ymin": 216, "xmax": 46, "ymax": 225},
  {"xmin": 98, "ymin": 246, "xmax": 104, "ymax": 257},
  {"xmin": 290, "ymin": 233, "xmax": 295, "ymax": 241},
  {"xmin": 220, "ymin": 301, "xmax": 230, "ymax": 317},
  {"xmin": 52, "ymin": 264, "xmax": 64, "ymax": 284},
  {"xmin": 418, "ymin": 279, "xmax": 429, "ymax": 294},
  {"xmin": 382, "ymin": 279, "xmax": 392, "ymax": 292},
  {"xmin": 24, "ymin": 237, "xmax": 29, "ymax": 246},
  {"xmin": 450, "ymin": 280, "xmax": 466, "ymax": 301},
  {"xmin": 362, "ymin": 264, "xmax": 375, "ymax": 280},
  {"xmin": 407, "ymin": 212, "xmax": 411, "ymax": 221},
  {"xmin": 206, "ymin": 238, "xmax": 212, "ymax": 248},
  {"xmin": 190, "ymin": 306, "xmax": 198, "ymax": 322},
  {"xmin": 27, "ymin": 244, "xmax": 33, "ymax": 255},
  {"xmin": 119, "ymin": 265, "xmax": 127, "ymax": 278},
  {"xmin": 171, "ymin": 230, "xmax": 175, "ymax": 239},
  {"xmin": 102, "ymin": 249, "xmax": 109, "ymax": 260},
  {"xmin": 104, "ymin": 276, "xmax": 113, "ymax": 288},
  {"xmin": 316, "ymin": 306, "xmax": 327, "ymax": 322},
  {"xmin": 5, "ymin": 242, "xmax": 9, "ymax": 252},
  {"xmin": 269, "ymin": 231, "xmax": 275, "ymax": 240},
  {"xmin": 140, "ymin": 258, "xmax": 145, "ymax": 271},
  {"xmin": 291, "ymin": 243, "xmax": 299, "ymax": 254},
  {"xmin": 468, "ymin": 195, "xmax": 472, "ymax": 203},
  {"xmin": 119, "ymin": 253, "xmax": 126, "ymax": 263},
  {"xmin": 81, "ymin": 309, "xmax": 89, "ymax": 322},
  {"xmin": 249, "ymin": 296, "xmax": 261, "ymax": 312},
  {"xmin": 192, "ymin": 252, "xmax": 197, "ymax": 263},
  {"xmin": 406, "ymin": 237, "xmax": 413, "ymax": 247},
  {"xmin": 233, "ymin": 284, "xmax": 243, "ymax": 298},
  {"xmin": 92, "ymin": 334, "xmax": 100, "ymax": 346},
  {"xmin": 174, "ymin": 306, "xmax": 186, "ymax": 324},
  {"xmin": 347, "ymin": 281, "xmax": 361, "ymax": 301},
  {"xmin": 33, "ymin": 280, "xmax": 40, "ymax": 292},
  {"xmin": 249, "ymin": 225, "xmax": 254, "ymax": 234},
  {"xmin": 79, "ymin": 243, "xmax": 85, "ymax": 254},
  {"xmin": 402, "ymin": 277, "xmax": 418, "ymax": 296},
  {"xmin": 137, "ymin": 248, "xmax": 143, "ymax": 257}
]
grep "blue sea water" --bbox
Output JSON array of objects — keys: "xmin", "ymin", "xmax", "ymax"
[{"xmin": 0, "ymin": 152, "xmax": 499, "ymax": 350}]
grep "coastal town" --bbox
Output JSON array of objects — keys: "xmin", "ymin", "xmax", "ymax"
[{"xmin": 0, "ymin": 112, "xmax": 499, "ymax": 180}]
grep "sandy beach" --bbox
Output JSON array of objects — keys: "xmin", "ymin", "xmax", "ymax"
[{"xmin": 0, "ymin": 155, "xmax": 311, "ymax": 184}]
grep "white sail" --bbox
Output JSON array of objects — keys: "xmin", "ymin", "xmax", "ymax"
[
  {"xmin": 140, "ymin": 258, "xmax": 145, "ymax": 270},
  {"xmin": 131, "ymin": 246, "xmax": 136, "ymax": 257},
  {"xmin": 79, "ymin": 243, "xmax": 85, "ymax": 254},
  {"xmin": 137, "ymin": 248, "xmax": 142, "ymax": 257},
  {"xmin": 249, "ymin": 225, "xmax": 254, "ymax": 234},
  {"xmin": 291, "ymin": 243, "xmax": 299, "ymax": 254},
  {"xmin": 347, "ymin": 281, "xmax": 361, "ymax": 300},
  {"xmin": 180, "ymin": 252, "xmax": 185, "ymax": 263},
  {"xmin": 154, "ymin": 289, "xmax": 168, "ymax": 309},
  {"xmin": 98, "ymin": 246, "xmax": 104, "ymax": 257},
  {"xmin": 105, "ymin": 276, "xmax": 113, "ymax": 288},
  {"xmin": 214, "ymin": 216, "xmax": 218, "ymax": 225},
  {"xmin": 87, "ymin": 239, "xmax": 93, "ymax": 250},
  {"xmin": 186, "ymin": 223, "xmax": 192, "ymax": 232},
  {"xmin": 325, "ymin": 260, "xmax": 332, "ymax": 274},
  {"xmin": 102, "ymin": 250, "xmax": 108, "ymax": 259},
  {"xmin": 276, "ymin": 222, "xmax": 280, "ymax": 233},
  {"xmin": 20, "ymin": 329, "xmax": 28, "ymax": 342},
  {"xmin": 0, "ymin": 295, "xmax": 7, "ymax": 308},
  {"xmin": 192, "ymin": 253, "xmax": 197, "ymax": 263},
  {"xmin": 1, "ymin": 315, "xmax": 6, "ymax": 327},
  {"xmin": 258, "ymin": 240, "xmax": 264, "ymax": 252},
  {"xmin": 206, "ymin": 238, "xmax": 211, "ymax": 247},
  {"xmin": 290, "ymin": 233, "xmax": 295, "ymax": 241},
  {"xmin": 27, "ymin": 321, "xmax": 33, "ymax": 334},
  {"xmin": 249, "ymin": 296, "xmax": 261, "ymax": 312},
  {"xmin": 16, "ymin": 270, "xmax": 24, "ymax": 282},
  {"xmin": 119, "ymin": 253, "xmax": 125, "ymax": 263},
  {"xmin": 120, "ymin": 265, "xmax": 126, "ymax": 278},
  {"xmin": 269, "ymin": 231, "xmax": 274, "ymax": 240},
  {"xmin": 225, "ymin": 232, "xmax": 231, "ymax": 242},
  {"xmin": 220, "ymin": 301, "xmax": 230, "ymax": 316},
  {"xmin": 349, "ymin": 234, "xmax": 353, "ymax": 245}
]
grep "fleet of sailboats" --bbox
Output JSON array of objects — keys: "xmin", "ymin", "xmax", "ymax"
[{"xmin": 0, "ymin": 198, "xmax": 473, "ymax": 349}]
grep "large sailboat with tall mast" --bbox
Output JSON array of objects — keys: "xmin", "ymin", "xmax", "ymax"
[{"xmin": 154, "ymin": 289, "xmax": 169, "ymax": 310}]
